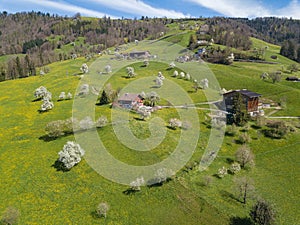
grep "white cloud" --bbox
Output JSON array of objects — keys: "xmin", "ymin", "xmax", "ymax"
[
  {"xmin": 0, "ymin": 0, "xmax": 117, "ymax": 18},
  {"xmin": 186, "ymin": 0, "xmax": 271, "ymax": 18},
  {"xmin": 276, "ymin": 0, "xmax": 300, "ymax": 19},
  {"xmin": 86, "ymin": 0, "xmax": 189, "ymax": 18}
]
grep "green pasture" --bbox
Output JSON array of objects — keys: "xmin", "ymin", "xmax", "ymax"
[{"xmin": 0, "ymin": 38, "xmax": 299, "ymax": 225}]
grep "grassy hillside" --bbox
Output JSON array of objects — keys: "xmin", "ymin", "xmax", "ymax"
[{"xmin": 0, "ymin": 37, "xmax": 299, "ymax": 225}]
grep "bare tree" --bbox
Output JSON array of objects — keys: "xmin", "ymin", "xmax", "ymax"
[{"xmin": 234, "ymin": 176, "xmax": 255, "ymax": 204}]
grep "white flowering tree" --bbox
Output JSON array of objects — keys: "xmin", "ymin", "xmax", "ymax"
[
  {"xmin": 126, "ymin": 67, "xmax": 135, "ymax": 78},
  {"xmin": 173, "ymin": 70, "xmax": 178, "ymax": 77},
  {"xmin": 180, "ymin": 72, "xmax": 185, "ymax": 79},
  {"xmin": 137, "ymin": 106, "xmax": 152, "ymax": 120},
  {"xmin": 169, "ymin": 62, "xmax": 176, "ymax": 69},
  {"xmin": 201, "ymin": 78, "xmax": 209, "ymax": 89},
  {"xmin": 153, "ymin": 168, "xmax": 175, "ymax": 184},
  {"xmin": 168, "ymin": 118, "xmax": 182, "ymax": 130},
  {"xmin": 66, "ymin": 92, "xmax": 72, "ymax": 100},
  {"xmin": 218, "ymin": 166, "xmax": 228, "ymax": 178},
  {"xmin": 79, "ymin": 116, "xmax": 94, "ymax": 130},
  {"xmin": 229, "ymin": 162, "xmax": 241, "ymax": 174},
  {"xmin": 104, "ymin": 65, "xmax": 112, "ymax": 73},
  {"xmin": 40, "ymin": 98, "xmax": 54, "ymax": 111},
  {"xmin": 78, "ymin": 84, "xmax": 89, "ymax": 96},
  {"xmin": 34, "ymin": 86, "xmax": 50, "ymax": 100},
  {"xmin": 95, "ymin": 116, "xmax": 108, "ymax": 128},
  {"xmin": 96, "ymin": 202, "xmax": 109, "ymax": 218},
  {"xmin": 80, "ymin": 63, "xmax": 89, "ymax": 73},
  {"xmin": 185, "ymin": 73, "xmax": 191, "ymax": 80},
  {"xmin": 58, "ymin": 141, "xmax": 85, "ymax": 170},
  {"xmin": 155, "ymin": 77, "xmax": 163, "ymax": 87},
  {"xmin": 130, "ymin": 177, "xmax": 145, "ymax": 191},
  {"xmin": 59, "ymin": 92, "xmax": 65, "ymax": 100}
]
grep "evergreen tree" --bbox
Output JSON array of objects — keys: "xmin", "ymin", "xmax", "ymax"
[
  {"xmin": 15, "ymin": 56, "xmax": 24, "ymax": 78},
  {"xmin": 99, "ymin": 90, "xmax": 109, "ymax": 105},
  {"xmin": 232, "ymin": 93, "xmax": 248, "ymax": 126}
]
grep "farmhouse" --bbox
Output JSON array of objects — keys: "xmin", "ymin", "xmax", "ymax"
[
  {"xmin": 129, "ymin": 51, "xmax": 151, "ymax": 59},
  {"xmin": 223, "ymin": 89, "xmax": 261, "ymax": 116},
  {"xmin": 117, "ymin": 93, "xmax": 144, "ymax": 109}
]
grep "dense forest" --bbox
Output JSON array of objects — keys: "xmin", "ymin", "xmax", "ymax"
[
  {"xmin": 1, "ymin": 12, "xmax": 300, "ymax": 81},
  {"xmin": 239, "ymin": 17, "xmax": 300, "ymax": 62}
]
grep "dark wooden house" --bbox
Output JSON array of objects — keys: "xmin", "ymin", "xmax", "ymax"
[{"xmin": 223, "ymin": 89, "xmax": 261, "ymax": 116}]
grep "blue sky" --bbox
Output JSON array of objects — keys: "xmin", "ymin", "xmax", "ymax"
[{"xmin": 0, "ymin": 0, "xmax": 299, "ymax": 19}]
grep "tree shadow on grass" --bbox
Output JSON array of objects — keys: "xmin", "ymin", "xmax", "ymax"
[
  {"xmin": 39, "ymin": 133, "xmax": 72, "ymax": 142},
  {"xmin": 226, "ymin": 157, "xmax": 234, "ymax": 164},
  {"xmin": 122, "ymin": 188, "xmax": 139, "ymax": 195},
  {"xmin": 133, "ymin": 117, "xmax": 145, "ymax": 121},
  {"xmin": 51, "ymin": 160, "xmax": 70, "ymax": 172},
  {"xmin": 229, "ymin": 217, "xmax": 253, "ymax": 225},
  {"xmin": 39, "ymin": 135, "xmax": 57, "ymax": 142},
  {"xmin": 32, "ymin": 98, "xmax": 42, "ymax": 102},
  {"xmin": 219, "ymin": 190, "xmax": 242, "ymax": 203}
]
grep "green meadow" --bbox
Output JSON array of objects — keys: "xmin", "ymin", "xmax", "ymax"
[{"xmin": 0, "ymin": 37, "xmax": 299, "ymax": 224}]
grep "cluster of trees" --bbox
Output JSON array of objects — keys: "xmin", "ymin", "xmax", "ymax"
[
  {"xmin": 193, "ymin": 18, "xmax": 253, "ymax": 50},
  {"xmin": 280, "ymin": 40, "xmax": 300, "ymax": 62},
  {"xmin": 45, "ymin": 116, "xmax": 108, "ymax": 138},
  {"xmin": 0, "ymin": 12, "xmax": 167, "ymax": 81},
  {"xmin": 34, "ymin": 86, "xmax": 54, "ymax": 112}
]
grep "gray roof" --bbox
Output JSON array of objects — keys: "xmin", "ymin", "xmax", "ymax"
[
  {"xmin": 118, "ymin": 93, "xmax": 141, "ymax": 102},
  {"xmin": 224, "ymin": 89, "xmax": 261, "ymax": 98}
]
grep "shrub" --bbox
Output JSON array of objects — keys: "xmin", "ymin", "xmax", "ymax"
[
  {"xmin": 58, "ymin": 141, "xmax": 85, "ymax": 170},
  {"xmin": 238, "ymin": 132, "xmax": 251, "ymax": 144},
  {"xmin": 203, "ymin": 175, "xmax": 213, "ymax": 186},
  {"xmin": 217, "ymin": 166, "xmax": 228, "ymax": 178},
  {"xmin": 264, "ymin": 121, "xmax": 288, "ymax": 139}
]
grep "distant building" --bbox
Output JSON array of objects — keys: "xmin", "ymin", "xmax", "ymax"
[
  {"xmin": 117, "ymin": 93, "xmax": 144, "ymax": 109},
  {"xmin": 129, "ymin": 51, "xmax": 151, "ymax": 59},
  {"xmin": 223, "ymin": 89, "xmax": 261, "ymax": 116},
  {"xmin": 286, "ymin": 76, "xmax": 300, "ymax": 81}
]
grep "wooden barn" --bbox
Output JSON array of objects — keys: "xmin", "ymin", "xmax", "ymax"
[{"xmin": 223, "ymin": 89, "xmax": 261, "ymax": 116}]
